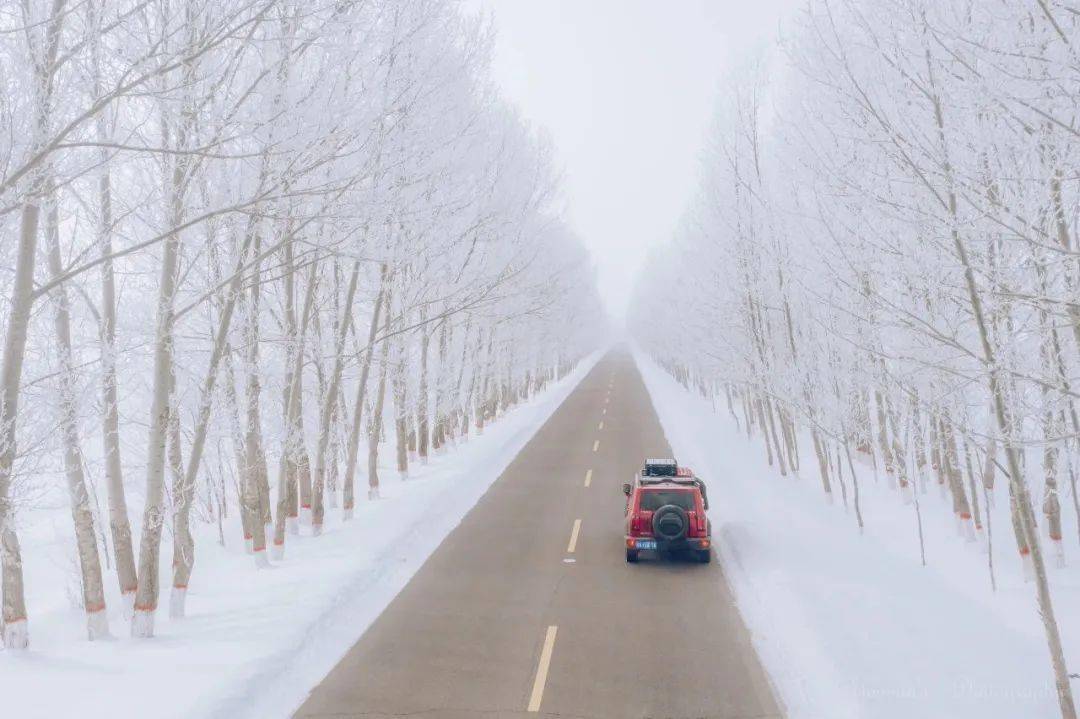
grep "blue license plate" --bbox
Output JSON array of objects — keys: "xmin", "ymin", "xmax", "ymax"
[{"xmin": 636, "ymin": 539, "xmax": 657, "ymax": 550}]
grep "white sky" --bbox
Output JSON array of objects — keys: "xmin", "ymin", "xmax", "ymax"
[{"xmin": 467, "ymin": 0, "xmax": 800, "ymax": 323}]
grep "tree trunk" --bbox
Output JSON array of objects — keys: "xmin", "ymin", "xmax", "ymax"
[
  {"xmin": 417, "ymin": 308, "xmax": 430, "ymax": 464},
  {"xmin": 1043, "ymin": 420, "xmax": 1064, "ymax": 566},
  {"xmin": 171, "ymin": 225, "xmax": 255, "ymax": 613},
  {"xmin": 279, "ymin": 241, "xmax": 301, "ymax": 536},
  {"xmin": 811, "ymin": 430, "xmax": 832, "ymax": 502},
  {"xmin": 0, "ymin": 0, "xmax": 67, "ymax": 651},
  {"xmin": 92, "ymin": 24, "xmax": 137, "ymax": 613},
  {"xmin": 274, "ymin": 262, "xmax": 318, "ymax": 554},
  {"xmin": 393, "ymin": 330, "xmax": 410, "ymax": 477},
  {"xmin": 311, "ymin": 261, "xmax": 360, "ymax": 534},
  {"xmin": 0, "ymin": 196, "xmax": 37, "ymax": 650},
  {"xmin": 132, "ymin": 199, "xmax": 183, "ymax": 636},
  {"xmin": 431, "ymin": 314, "xmax": 449, "ymax": 452},
  {"xmin": 132, "ymin": 136, "xmax": 189, "ymax": 637},
  {"xmin": 367, "ymin": 287, "xmax": 393, "ymax": 500},
  {"xmin": 875, "ymin": 390, "xmax": 895, "ymax": 489},
  {"xmin": 221, "ymin": 345, "xmax": 250, "ymax": 539},
  {"xmin": 45, "ymin": 187, "xmax": 109, "ymax": 639},
  {"xmin": 961, "ymin": 437, "xmax": 984, "ymax": 543},
  {"xmin": 941, "ymin": 412, "xmax": 974, "ymax": 540},
  {"xmin": 755, "ymin": 395, "xmax": 775, "ymax": 468},
  {"xmin": 166, "ymin": 366, "xmax": 187, "ymax": 614},
  {"xmin": 343, "ymin": 265, "xmax": 386, "ymax": 519},
  {"xmin": 242, "ymin": 242, "xmax": 271, "ymax": 566}
]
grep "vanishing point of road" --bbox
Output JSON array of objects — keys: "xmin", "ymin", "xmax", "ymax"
[{"xmin": 295, "ymin": 350, "xmax": 783, "ymax": 719}]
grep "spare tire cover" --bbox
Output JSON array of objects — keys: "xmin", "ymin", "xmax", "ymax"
[{"xmin": 652, "ymin": 504, "xmax": 688, "ymax": 541}]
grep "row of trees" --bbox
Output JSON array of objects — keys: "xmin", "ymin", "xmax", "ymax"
[
  {"xmin": 631, "ymin": 1, "xmax": 1080, "ymax": 717},
  {"xmin": 0, "ymin": 0, "xmax": 600, "ymax": 648}
]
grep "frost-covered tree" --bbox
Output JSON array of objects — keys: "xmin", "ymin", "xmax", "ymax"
[
  {"xmin": 0, "ymin": 0, "xmax": 602, "ymax": 648},
  {"xmin": 631, "ymin": 2, "xmax": 1080, "ymax": 716}
]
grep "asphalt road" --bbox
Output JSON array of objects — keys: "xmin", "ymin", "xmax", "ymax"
[{"xmin": 294, "ymin": 351, "xmax": 783, "ymax": 719}]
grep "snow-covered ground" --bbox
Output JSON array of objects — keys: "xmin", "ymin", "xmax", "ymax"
[
  {"xmin": 0, "ymin": 354, "xmax": 598, "ymax": 719},
  {"xmin": 635, "ymin": 349, "xmax": 1079, "ymax": 719}
]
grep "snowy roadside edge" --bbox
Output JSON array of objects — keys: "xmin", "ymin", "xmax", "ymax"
[
  {"xmin": 211, "ymin": 351, "xmax": 603, "ymax": 719},
  {"xmin": 633, "ymin": 347, "xmax": 859, "ymax": 719}
]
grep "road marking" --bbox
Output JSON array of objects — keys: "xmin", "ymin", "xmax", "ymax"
[
  {"xmin": 567, "ymin": 519, "xmax": 582, "ymax": 553},
  {"xmin": 592, "ymin": 439, "xmax": 599, "ymax": 452},
  {"xmin": 584, "ymin": 469, "xmax": 592, "ymax": 487},
  {"xmin": 527, "ymin": 626, "xmax": 558, "ymax": 712},
  {"xmin": 602, "ymin": 407, "xmax": 607, "ymax": 415},
  {"xmin": 597, "ymin": 421, "xmax": 604, "ymax": 430}
]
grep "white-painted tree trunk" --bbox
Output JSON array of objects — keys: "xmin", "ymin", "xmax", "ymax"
[
  {"xmin": 0, "ymin": 0, "xmax": 67, "ymax": 652},
  {"xmin": 90, "ymin": 6, "xmax": 137, "ymax": 614},
  {"xmin": 132, "ymin": 200, "xmax": 183, "ymax": 638},
  {"xmin": 0, "ymin": 194, "xmax": 41, "ymax": 650},
  {"xmin": 45, "ymin": 185, "xmax": 110, "ymax": 639},
  {"xmin": 133, "ymin": 39, "xmax": 195, "ymax": 634}
]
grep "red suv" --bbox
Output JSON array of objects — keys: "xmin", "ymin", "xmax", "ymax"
[{"xmin": 623, "ymin": 459, "xmax": 711, "ymax": 563}]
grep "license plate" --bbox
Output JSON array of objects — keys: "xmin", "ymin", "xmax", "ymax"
[{"xmin": 636, "ymin": 539, "xmax": 657, "ymax": 550}]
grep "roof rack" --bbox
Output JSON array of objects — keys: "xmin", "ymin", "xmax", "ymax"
[
  {"xmin": 638, "ymin": 476, "xmax": 698, "ymax": 486},
  {"xmin": 642, "ymin": 458, "xmax": 678, "ymax": 477}
]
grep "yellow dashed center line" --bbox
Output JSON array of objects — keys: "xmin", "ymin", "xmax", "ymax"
[
  {"xmin": 584, "ymin": 469, "xmax": 592, "ymax": 487},
  {"xmin": 527, "ymin": 626, "xmax": 559, "ymax": 712},
  {"xmin": 566, "ymin": 519, "xmax": 582, "ymax": 553},
  {"xmin": 592, "ymin": 439, "xmax": 599, "ymax": 452}
]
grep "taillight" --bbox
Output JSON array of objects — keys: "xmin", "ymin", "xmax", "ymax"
[{"xmin": 630, "ymin": 511, "xmax": 651, "ymax": 535}]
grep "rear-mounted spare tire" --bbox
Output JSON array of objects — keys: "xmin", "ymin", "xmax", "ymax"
[{"xmin": 652, "ymin": 504, "xmax": 688, "ymax": 542}]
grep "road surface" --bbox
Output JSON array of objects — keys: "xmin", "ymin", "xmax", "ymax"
[{"xmin": 295, "ymin": 351, "xmax": 783, "ymax": 718}]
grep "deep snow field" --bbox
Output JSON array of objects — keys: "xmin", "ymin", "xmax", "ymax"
[
  {"xmin": 0, "ymin": 355, "xmax": 599, "ymax": 719},
  {"xmin": 635, "ymin": 349, "xmax": 1080, "ymax": 719}
]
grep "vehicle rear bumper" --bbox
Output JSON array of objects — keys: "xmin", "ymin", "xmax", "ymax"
[{"xmin": 626, "ymin": 536, "xmax": 711, "ymax": 551}]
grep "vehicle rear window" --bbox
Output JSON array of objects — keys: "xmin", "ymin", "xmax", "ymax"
[{"xmin": 638, "ymin": 490, "xmax": 695, "ymax": 511}]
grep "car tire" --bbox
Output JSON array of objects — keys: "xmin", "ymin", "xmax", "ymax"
[
  {"xmin": 626, "ymin": 549, "xmax": 639, "ymax": 563},
  {"xmin": 695, "ymin": 548, "xmax": 711, "ymax": 564}
]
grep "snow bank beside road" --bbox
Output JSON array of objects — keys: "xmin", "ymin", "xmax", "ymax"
[
  {"xmin": 635, "ymin": 350, "xmax": 1078, "ymax": 719},
  {"xmin": 0, "ymin": 354, "xmax": 598, "ymax": 719}
]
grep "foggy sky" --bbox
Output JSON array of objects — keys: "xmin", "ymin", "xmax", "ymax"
[{"xmin": 469, "ymin": 0, "xmax": 801, "ymax": 323}]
